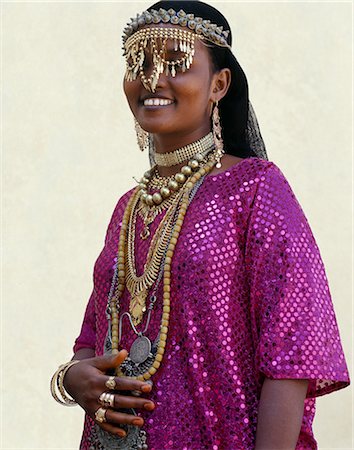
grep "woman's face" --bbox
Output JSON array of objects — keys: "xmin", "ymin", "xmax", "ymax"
[{"xmin": 123, "ymin": 26, "xmax": 219, "ymax": 139}]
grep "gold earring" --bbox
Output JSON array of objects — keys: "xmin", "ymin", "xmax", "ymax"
[
  {"xmin": 212, "ymin": 101, "xmax": 224, "ymax": 168},
  {"xmin": 134, "ymin": 118, "xmax": 150, "ymax": 152}
]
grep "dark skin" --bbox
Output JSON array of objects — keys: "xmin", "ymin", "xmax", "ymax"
[
  {"xmin": 64, "ymin": 349, "xmax": 155, "ymax": 437},
  {"xmin": 65, "ymin": 24, "xmax": 309, "ymax": 446}
]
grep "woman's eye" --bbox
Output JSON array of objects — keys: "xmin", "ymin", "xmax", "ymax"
[{"xmin": 164, "ymin": 51, "xmax": 184, "ymax": 62}]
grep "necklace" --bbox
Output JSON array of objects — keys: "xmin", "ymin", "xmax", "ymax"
[
  {"xmin": 108, "ymin": 157, "xmax": 217, "ymax": 381},
  {"xmin": 153, "ymin": 132, "xmax": 214, "ymax": 167},
  {"xmin": 99, "ymin": 158, "xmax": 217, "ymax": 450},
  {"xmin": 138, "ymin": 190, "xmax": 181, "ymax": 240},
  {"xmin": 126, "ymin": 187, "xmax": 186, "ymax": 326}
]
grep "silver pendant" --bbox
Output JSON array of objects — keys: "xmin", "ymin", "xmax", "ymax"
[{"xmin": 130, "ymin": 336, "xmax": 151, "ymax": 364}]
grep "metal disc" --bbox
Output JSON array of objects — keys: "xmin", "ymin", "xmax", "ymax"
[{"xmin": 129, "ymin": 336, "xmax": 151, "ymax": 364}]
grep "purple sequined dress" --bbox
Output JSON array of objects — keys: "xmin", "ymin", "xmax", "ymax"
[{"xmin": 74, "ymin": 157, "xmax": 350, "ymax": 449}]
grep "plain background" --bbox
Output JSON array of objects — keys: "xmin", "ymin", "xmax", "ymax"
[{"xmin": 2, "ymin": 1, "xmax": 353, "ymax": 448}]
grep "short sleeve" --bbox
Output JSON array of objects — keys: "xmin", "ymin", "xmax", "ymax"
[
  {"xmin": 245, "ymin": 162, "xmax": 350, "ymax": 398},
  {"xmin": 72, "ymin": 188, "xmax": 135, "ymax": 354}
]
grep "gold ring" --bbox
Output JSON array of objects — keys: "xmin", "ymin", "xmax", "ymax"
[
  {"xmin": 95, "ymin": 407, "xmax": 107, "ymax": 423},
  {"xmin": 99, "ymin": 392, "xmax": 115, "ymax": 408},
  {"xmin": 105, "ymin": 376, "xmax": 117, "ymax": 390}
]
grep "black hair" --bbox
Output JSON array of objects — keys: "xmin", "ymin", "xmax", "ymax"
[{"xmin": 148, "ymin": 0, "xmax": 259, "ymax": 158}]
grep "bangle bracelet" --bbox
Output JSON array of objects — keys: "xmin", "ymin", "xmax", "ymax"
[{"xmin": 50, "ymin": 360, "xmax": 80, "ymax": 406}]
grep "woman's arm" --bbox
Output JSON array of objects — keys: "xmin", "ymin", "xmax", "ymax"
[
  {"xmin": 255, "ymin": 378, "xmax": 309, "ymax": 450},
  {"xmin": 72, "ymin": 347, "xmax": 95, "ymax": 360}
]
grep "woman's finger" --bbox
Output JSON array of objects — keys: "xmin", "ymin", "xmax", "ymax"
[
  {"xmin": 90, "ymin": 350, "xmax": 128, "ymax": 372},
  {"xmin": 100, "ymin": 374, "xmax": 152, "ymax": 393},
  {"xmin": 109, "ymin": 393, "xmax": 155, "ymax": 411},
  {"xmin": 105, "ymin": 409, "xmax": 144, "ymax": 427},
  {"xmin": 98, "ymin": 421, "xmax": 127, "ymax": 438}
]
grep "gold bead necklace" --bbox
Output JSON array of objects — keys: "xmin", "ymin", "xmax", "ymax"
[{"xmin": 109, "ymin": 158, "xmax": 217, "ymax": 382}]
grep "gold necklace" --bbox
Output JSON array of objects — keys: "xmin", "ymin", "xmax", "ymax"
[
  {"xmin": 153, "ymin": 132, "xmax": 214, "ymax": 167},
  {"xmin": 139, "ymin": 143, "xmax": 215, "ymax": 207},
  {"xmin": 138, "ymin": 189, "xmax": 180, "ymax": 240},
  {"xmin": 110, "ymin": 157, "xmax": 217, "ymax": 383},
  {"xmin": 126, "ymin": 187, "xmax": 186, "ymax": 326}
]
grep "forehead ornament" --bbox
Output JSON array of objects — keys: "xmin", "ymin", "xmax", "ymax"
[
  {"xmin": 122, "ymin": 8, "xmax": 231, "ymax": 92},
  {"xmin": 122, "ymin": 8, "xmax": 231, "ymax": 48},
  {"xmin": 124, "ymin": 27, "xmax": 196, "ymax": 92}
]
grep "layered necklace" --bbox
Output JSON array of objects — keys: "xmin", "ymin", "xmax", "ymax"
[{"xmin": 98, "ymin": 134, "xmax": 218, "ymax": 450}]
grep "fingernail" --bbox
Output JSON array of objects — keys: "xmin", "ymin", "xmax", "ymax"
[
  {"xmin": 132, "ymin": 418, "xmax": 144, "ymax": 426},
  {"xmin": 141, "ymin": 384, "xmax": 151, "ymax": 393},
  {"xmin": 117, "ymin": 430, "xmax": 126, "ymax": 437},
  {"xmin": 144, "ymin": 402, "xmax": 155, "ymax": 411}
]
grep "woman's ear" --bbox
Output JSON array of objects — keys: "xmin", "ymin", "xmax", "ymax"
[{"xmin": 210, "ymin": 68, "xmax": 232, "ymax": 103}]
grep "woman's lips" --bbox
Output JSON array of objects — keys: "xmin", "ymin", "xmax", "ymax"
[{"xmin": 143, "ymin": 98, "xmax": 174, "ymax": 106}]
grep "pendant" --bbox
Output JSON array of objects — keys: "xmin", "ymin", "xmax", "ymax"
[
  {"xmin": 130, "ymin": 336, "xmax": 152, "ymax": 364},
  {"xmin": 129, "ymin": 289, "xmax": 148, "ymax": 326},
  {"xmin": 140, "ymin": 208, "xmax": 156, "ymax": 240},
  {"xmin": 140, "ymin": 226, "xmax": 150, "ymax": 240}
]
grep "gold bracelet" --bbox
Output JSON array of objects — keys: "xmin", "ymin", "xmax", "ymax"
[{"xmin": 50, "ymin": 360, "xmax": 80, "ymax": 406}]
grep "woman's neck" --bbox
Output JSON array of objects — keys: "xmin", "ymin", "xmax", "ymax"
[{"xmin": 153, "ymin": 128, "xmax": 212, "ymax": 177}]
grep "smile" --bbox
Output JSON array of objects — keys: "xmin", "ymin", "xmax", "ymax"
[{"xmin": 143, "ymin": 98, "xmax": 174, "ymax": 106}]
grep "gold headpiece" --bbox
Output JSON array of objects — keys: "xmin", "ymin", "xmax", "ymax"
[
  {"xmin": 124, "ymin": 27, "xmax": 196, "ymax": 92},
  {"xmin": 122, "ymin": 8, "xmax": 231, "ymax": 92}
]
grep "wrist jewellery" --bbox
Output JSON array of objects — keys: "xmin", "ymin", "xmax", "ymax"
[{"xmin": 50, "ymin": 360, "xmax": 80, "ymax": 406}]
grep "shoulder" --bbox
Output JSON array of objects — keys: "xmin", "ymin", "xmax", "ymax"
[
  {"xmin": 240, "ymin": 157, "xmax": 293, "ymax": 192},
  {"xmin": 221, "ymin": 157, "xmax": 286, "ymax": 190},
  {"xmin": 105, "ymin": 186, "xmax": 137, "ymax": 242}
]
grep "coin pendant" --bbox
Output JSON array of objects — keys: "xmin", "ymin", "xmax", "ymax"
[{"xmin": 129, "ymin": 336, "xmax": 151, "ymax": 364}]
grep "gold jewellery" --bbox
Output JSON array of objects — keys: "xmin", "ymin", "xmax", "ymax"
[
  {"xmin": 109, "ymin": 157, "xmax": 217, "ymax": 382},
  {"xmin": 122, "ymin": 8, "xmax": 230, "ymax": 49},
  {"xmin": 105, "ymin": 376, "xmax": 117, "ymax": 390},
  {"xmin": 99, "ymin": 392, "xmax": 115, "ymax": 408},
  {"xmin": 95, "ymin": 407, "xmax": 107, "ymax": 424},
  {"xmin": 50, "ymin": 360, "xmax": 80, "ymax": 406},
  {"xmin": 153, "ymin": 132, "xmax": 214, "ymax": 167},
  {"xmin": 123, "ymin": 8, "xmax": 231, "ymax": 92},
  {"xmin": 124, "ymin": 27, "xmax": 197, "ymax": 92}
]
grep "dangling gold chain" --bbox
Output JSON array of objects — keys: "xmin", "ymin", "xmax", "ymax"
[{"xmin": 110, "ymin": 157, "xmax": 217, "ymax": 383}]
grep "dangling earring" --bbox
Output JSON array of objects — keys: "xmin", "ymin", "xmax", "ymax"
[
  {"xmin": 134, "ymin": 118, "xmax": 150, "ymax": 152},
  {"xmin": 212, "ymin": 101, "xmax": 225, "ymax": 168}
]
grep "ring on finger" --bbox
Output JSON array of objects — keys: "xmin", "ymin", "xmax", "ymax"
[
  {"xmin": 95, "ymin": 407, "xmax": 107, "ymax": 423},
  {"xmin": 105, "ymin": 376, "xmax": 117, "ymax": 390},
  {"xmin": 99, "ymin": 392, "xmax": 115, "ymax": 408}
]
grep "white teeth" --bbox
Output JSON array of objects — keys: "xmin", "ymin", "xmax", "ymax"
[{"xmin": 143, "ymin": 98, "xmax": 173, "ymax": 106}]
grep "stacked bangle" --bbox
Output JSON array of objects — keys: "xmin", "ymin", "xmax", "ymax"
[{"xmin": 50, "ymin": 360, "xmax": 80, "ymax": 406}]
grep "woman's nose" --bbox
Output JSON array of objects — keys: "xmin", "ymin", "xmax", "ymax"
[{"xmin": 140, "ymin": 60, "xmax": 169, "ymax": 93}]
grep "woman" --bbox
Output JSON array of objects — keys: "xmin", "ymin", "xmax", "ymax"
[{"xmin": 50, "ymin": 1, "xmax": 350, "ymax": 449}]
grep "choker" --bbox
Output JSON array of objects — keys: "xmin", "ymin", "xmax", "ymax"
[{"xmin": 154, "ymin": 132, "xmax": 214, "ymax": 167}]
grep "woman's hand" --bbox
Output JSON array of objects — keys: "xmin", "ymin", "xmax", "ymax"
[{"xmin": 63, "ymin": 349, "xmax": 155, "ymax": 437}]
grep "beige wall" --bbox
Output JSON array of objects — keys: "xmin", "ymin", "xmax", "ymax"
[{"xmin": 2, "ymin": 1, "xmax": 352, "ymax": 448}]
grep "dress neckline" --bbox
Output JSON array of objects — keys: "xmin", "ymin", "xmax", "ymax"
[{"xmin": 205, "ymin": 156, "xmax": 255, "ymax": 181}]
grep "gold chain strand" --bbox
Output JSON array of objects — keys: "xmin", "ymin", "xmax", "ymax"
[
  {"xmin": 137, "ymin": 159, "xmax": 217, "ymax": 381},
  {"xmin": 126, "ymin": 148, "xmax": 220, "ymax": 324},
  {"xmin": 126, "ymin": 186, "xmax": 187, "ymax": 325},
  {"xmin": 110, "ymin": 188, "xmax": 139, "ymax": 354},
  {"xmin": 109, "ymin": 158, "xmax": 217, "ymax": 380},
  {"xmin": 138, "ymin": 189, "xmax": 181, "ymax": 239}
]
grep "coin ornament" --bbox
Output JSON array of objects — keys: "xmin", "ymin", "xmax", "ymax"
[{"xmin": 129, "ymin": 336, "xmax": 152, "ymax": 364}]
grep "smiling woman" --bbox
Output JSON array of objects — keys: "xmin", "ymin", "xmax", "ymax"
[{"xmin": 49, "ymin": 1, "xmax": 350, "ymax": 449}]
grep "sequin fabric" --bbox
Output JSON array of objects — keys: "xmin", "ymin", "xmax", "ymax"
[{"xmin": 74, "ymin": 157, "xmax": 350, "ymax": 449}]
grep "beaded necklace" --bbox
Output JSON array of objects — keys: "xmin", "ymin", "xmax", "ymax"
[{"xmin": 106, "ymin": 157, "xmax": 217, "ymax": 382}]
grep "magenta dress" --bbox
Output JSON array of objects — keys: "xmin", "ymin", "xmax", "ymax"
[{"xmin": 74, "ymin": 157, "xmax": 350, "ymax": 449}]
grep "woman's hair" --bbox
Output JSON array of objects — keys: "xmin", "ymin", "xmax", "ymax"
[{"xmin": 147, "ymin": 0, "xmax": 261, "ymax": 158}]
